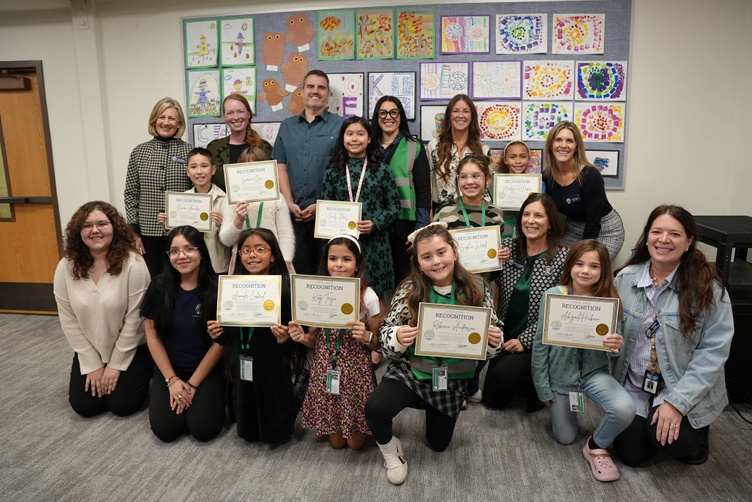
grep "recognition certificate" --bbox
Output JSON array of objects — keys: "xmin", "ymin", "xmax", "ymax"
[
  {"xmin": 542, "ymin": 294, "xmax": 620, "ymax": 351},
  {"xmin": 217, "ymin": 275, "xmax": 282, "ymax": 327},
  {"xmin": 165, "ymin": 192, "xmax": 213, "ymax": 232},
  {"xmin": 314, "ymin": 200, "xmax": 362, "ymax": 239},
  {"xmin": 291, "ymin": 275, "xmax": 361, "ymax": 328},
  {"xmin": 449, "ymin": 225, "xmax": 502, "ymax": 274},
  {"xmin": 493, "ymin": 174, "xmax": 542, "ymax": 210},
  {"xmin": 224, "ymin": 160, "xmax": 280, "ymax": 204},
  {"xmin": 415, "ymin": 303, "xmax": 492, "ymax": 360}
]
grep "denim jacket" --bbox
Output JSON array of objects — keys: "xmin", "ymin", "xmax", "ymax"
[{"xmin": 612, "ymin": 263, "xmax": 734, "ymax": 428}]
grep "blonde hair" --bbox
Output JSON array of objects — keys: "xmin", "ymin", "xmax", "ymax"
[
  {"xmin": 543, "ymin": 121, "xmax": 590, "ymax": 183},
  {"xmin": 147, "ymin": 97, "xmax": 186, "ymax": 139}
]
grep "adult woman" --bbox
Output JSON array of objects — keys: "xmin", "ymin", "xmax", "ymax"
[
  {"xmin": 426, "ymin": 94, "xmax": 489, "ymax": 209},
  {"xmin": 207, "ymin": 94, "xmax": 273, "ymax": 192},
  {"xmin": 612, "ymin": 205, "xmax": 734, "ymax": 466},
  {"xmin": 54, "ymin": 201, "xmax": 152, "ymax": 417},
  {"xmin": 124, "ymin": 97, "xmax": 193, "ymax": 277},
  {"xmin": 543, "ymin": 121, "xmax": 624, "ymax": 261},
  {"xmin": 371, "ymin": 96, "xmax": 431, "ymax": 284},
  {"xmin": 484, "ymin": 194, "xmax": 568, "ymax": 412}
]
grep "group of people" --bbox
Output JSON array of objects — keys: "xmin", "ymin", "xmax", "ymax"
[{"xmin": 55, "ymin": 69, "xmax": 734, "ymax": 486}]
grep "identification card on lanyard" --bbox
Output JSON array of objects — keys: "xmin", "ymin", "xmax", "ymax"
[
  {"xmin": 643, "ymin": 371, "xmax": 660, "ymax": 394},
  {"xmin": 432, "ymin": 365, "xmax": 448, "ymax": 391},
  {"xmin": 326, "ymin": 369, "xmax": 341, "ymax": 395},
  {"xmin": 346, "ymin": 159, "xmax": 368, "ymax": 203},
  {"xmin": 240, "ymin": 355, "xmax": 253, "ymax": 382},
  {"xmin": 570, "ymin": 349, "xmax": 585, "ymax": 412}
]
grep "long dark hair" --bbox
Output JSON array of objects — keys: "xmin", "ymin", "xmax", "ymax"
[
  {"xmin": 618, "ymin": 205, "xmax": 721, "ymax": 341},
  {"xmin": 141, "ymin": 226, "xmax": 217, "ymax": 340},
  {"xmin": 370, "ymin": 95, "xmax": 418, "ymax": 144},
  {"xmin": 513, "ymin": 193, "xmax": 564, "ymax": 263},
  {"xmin": 329, "ymin": 116, "xmax": 381, "ymax": 172},
  {"xmin": 434, "ymin": 94, "xmax": 485, "ymax": 184},
  {"xmin": 317, "ymin": 236, "xmax": 370, "ymax": 321}
]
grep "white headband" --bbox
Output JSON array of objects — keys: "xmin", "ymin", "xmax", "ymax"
[
  {"xmin": 407, "ymin": 221, "xmax": 448, "ymax": 244},
  {"xmin": 328, "ymin": 234, "xmax": 361, "ymax": 253}
]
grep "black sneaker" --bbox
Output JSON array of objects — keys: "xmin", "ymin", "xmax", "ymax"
[{"xmin": 678, "ymin": 426, "xmax": 709, "ymax": 465}]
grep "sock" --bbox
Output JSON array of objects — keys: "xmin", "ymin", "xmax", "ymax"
[
  {"xmin": 589, "ymin": 437, "xmax": 602, "ymax": 450},
  {"xmin": 377, "ymin": 437, "xmax": 404, "ymax": 468}
]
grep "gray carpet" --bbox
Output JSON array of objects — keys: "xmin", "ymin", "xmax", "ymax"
[{"xmin": 1, "ymin": 313, "xmax": 751, "ymax": 501}]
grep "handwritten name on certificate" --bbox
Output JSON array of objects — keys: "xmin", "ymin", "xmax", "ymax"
[
  {"xmin": 217, "ymin": 275, "xmax": 282, "ymax": 327},
  {"xmin": 493, "ymin": 174, "xmax": 542, "ymax": 210},
  {"xmin": 449, "ymin": 226, "xmax": 502, "ymax": 274},
  {"xmin": 224, "ymin": 160, "xmax": 280, "ymax": 204},
  {"xmin": 415, "ymin": 303, "xmax": 492, "ymax": 360},
  {"xmin": 542, "ymin": 294, "xmax": 619, "ymax": 351},
  {"xmin": 314, "ymin": 200, "xmax": 362, "ymax": 239},
  {"xmin": 165, "ymin": 192, "xmax": 213, "ymax": 232},
  {"xmin": 291, "ymin": 275, "xmax": 360, "ymax": 328}
]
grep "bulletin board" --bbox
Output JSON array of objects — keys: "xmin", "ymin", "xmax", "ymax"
[{"xmin": 183, "ymin": 0, "xmax": 631, "ymax": 189}]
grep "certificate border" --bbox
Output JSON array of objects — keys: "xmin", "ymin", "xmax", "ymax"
[
  {"xmin": 290, "ymin": 274, "xmax": 361, "ymax": 329},
  {"xmin": 164, "ymin": 191, "xmax": 213, "ymax": 232},
  {"xmin": 313, "ymin": 200, "xmax": 362, "ymax": 239},
  {"xmin": 224, "ymin": 160, "xmax": 280, "ymax": 204},
  {"xmin": 492, "ymin": 173, "xmax": 542, "ymax": 210},
  {"xmin": 542, "ymin": 294, "xmax": 619, "ymax": 351},
  {"xmin": 415, "ymin": 303, "xmax": 491, "ymax": 361},
  {"xmin": 216, "ymin": 275, "xmax": 282, "ymax": 327},
  {"xmin": 448, "ymin": 225, "xmax": 502, "ymax": 274}
]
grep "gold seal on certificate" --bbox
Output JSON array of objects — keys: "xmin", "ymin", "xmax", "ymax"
[
  {"xmin": 224, "ymin": 160, "xmax": 280, "ymax": 204},
  {"xmin": 493, "ymin": 174, "xmax": 543, "ymax": 210},
  {"xmin": 415, "ymin": 303, "xmax": 492, "ymax": 360},
  {"xmin": 165, "ymin": 192, "xmax": 213, "ymax": 232},
  {"xmin": 216, "ymin": 275, "xmax": 282, "ymax": 326},
  {"xmin": 542, "ymin": 294, "xmax": 620, "ymax": 351},
  {"xmin": 291, "ymin": 275, "xmax": 361, "ymax": 328},
  {"xmin": 449, "ymin": 225, "xmax": 502, "ymax": 274},
  {"xmin": 314, "ymin": 200, "xmax": 362, "ymax": 239}
]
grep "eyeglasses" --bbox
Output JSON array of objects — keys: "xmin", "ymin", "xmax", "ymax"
[
  {"xmin": 458, "ymin": 173, "xmax": 485, "ymax": 181},
  {"xmin": 377, "ymin": 109, "xmax": 400, "ymax": 119},
  {"xmin": 239, "ymin": 246, "xmax": 269, "ymax": 256},
  {"xmin": 82, "ymin": 221, "xmax": 111, "ymax": 231},
  {"xmin": 167, "ymin": 246, "xmax": 198, "ymax": 257}
]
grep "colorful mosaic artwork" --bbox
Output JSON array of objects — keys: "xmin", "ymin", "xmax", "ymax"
[
  {"xmin": 529, "ymin": 149, "xmax": 543, "ymax": 173},
  {"xmin": 476, "ymin": 102, "xmax": 521, "ymax": 141},
  {"xmin": 318, "ymin": 10, "xmax": 355, "ymax": 61},
  {"xmin": 496, "ymin": 14, "xmax": 546, "ymax": 54},
  {"xmin": 420, "ymin": 62, "xmax": 469, "ymax": 100},
  {"xmin": 575, "ymin": 103, "xmax": 624, "ymax": 142},
  {"xmin": 356, "ymin": 10, "xmax": 394, "ymax": 60},
  {"xmin": 441, "ymin": 16, "xmax": 490, "ymax": 54},
  {"xmin": 576, "ymin": 61, "xmax": 627, "ymax": 100},
  {"xmin": 523, "ymin": 60, "xmax": 574, "ymax": 100},
  {"xmin": 472, "ymin": 61, "xmax": 522, "ymax": 100},
  {"xmin": 522, "ymin": 101, "xmax": 572, "ymax": 140},
  {"xmin": 396, "ymin": 9, "xmax": 435, "ymax": 59},
  {"xmin": 552, "ymin": 14, "xmax": 605, "ymax": 54}
]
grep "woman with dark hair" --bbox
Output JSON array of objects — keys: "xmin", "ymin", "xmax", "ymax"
[
  {"xmin": 612, "ymin": 205, "xmax": 734, "ymax": 466},
  {"xmin": 54, "ymin": 201, "xmax": 152, "ymax": 417},
  {"xmin": 371, "ymin": 96, "xmax": 431, "ymax": 284},
  {"xmin": 207, "ymin": 94, "xmax": 273, "ymax": 191},
  {"xmin": 484, "ymin": 193, "xmax": 568, "ymax": 413},
  {"xmin": 426, "ymin": 94, "xmax": 489, "ymax": 208},
  {"xmin": 142, "ymin": 226, "xmax": 225, "ymax": 442}
]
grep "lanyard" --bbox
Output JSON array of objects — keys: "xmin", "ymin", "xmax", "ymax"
[
  {"xmin": 346, "ymin": 159, "xmax": 368, "ymax": 203},
  {"xmin": 240, "ymin": 326, "xmax": 256, "ymax": 351},
  {"xmin": 324, "ymin": 328, "xmax": 345, "ymax": 368},
  {"xmin": 577, "ymin": 349, "xmax": 584, "ymax": 390},
  {"xmin": 458, "ymin": 197, "xmax": 485, "ymax": 228},
  {"xmin": 429, "ymin": 282, "xmax": 457, "ymax": 304},
  {"xmin": 646, "ymin": 319, "xmax": 661, "ymax": 374},
  {"xmin": 244, "ymin": 202, "xmax": 265, "ymax": 229}
]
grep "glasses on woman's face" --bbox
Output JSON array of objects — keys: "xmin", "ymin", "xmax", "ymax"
[
  {"xmin": 167, "ymin": 246, "xmax": 198, "ymax": 257},
  {"xmin": 82, "ymin": 221, "xmax": 111, "ymax": 231},
  {"xmin": 377, "ymin": 109, "xmax": 400, "ymax": 119},
  {"xmin": 239, "ymin": 246, "xmax": 269, "ymax": 256}
]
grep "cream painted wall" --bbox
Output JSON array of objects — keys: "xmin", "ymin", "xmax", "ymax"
[{"xmin": 1, "ymin": 0, "xmax": 750, "ymax": 265}]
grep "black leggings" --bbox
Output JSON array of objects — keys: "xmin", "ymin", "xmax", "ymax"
[
  {"xmin": 365, "ymin": 378, "xmax": 458, "ymax": 452},
  {"xmin": 483, "ymin": 350, "xmax": 537, "ymax": 408}
]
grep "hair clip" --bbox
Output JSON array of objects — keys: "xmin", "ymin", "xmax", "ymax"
[{"xmin": 406, "ymin": 221, "xmax": 448, "ymax": 244}]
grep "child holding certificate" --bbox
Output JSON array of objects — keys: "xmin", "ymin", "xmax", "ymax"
[
  {"xmin": 498, "ymin": 141, "xmax": 545, "ymax": 238},
  {"xmin": 289, "ymin": 235, "xmax": 382, "ymax": 450},
  {"xmin": 531, "ymin": 239, "xmax": 635, "ymax": 482},
  {"xmin": 364, "ymin": 222, "xmax": 502, "ymax": 485}
]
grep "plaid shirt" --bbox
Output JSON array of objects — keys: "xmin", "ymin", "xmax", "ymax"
[{"xmin": 124, "ymin": 137, "xmax": 192, "ymax": 236}]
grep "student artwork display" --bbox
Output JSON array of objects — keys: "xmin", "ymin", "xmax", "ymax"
[
  {"xmin": 286, "ymin": 12, "xmax": 316, "ymax": 52},
  {"xmin": 576, "ymin": 61, "xmax": 627, "ymax": 100},
  {"xmin": 420, "ymin": 105, "xmax": 446, "ymax": 140},
  {"xmin": 529, "ymin": 149, "xmax": 543, "ymax": 173},
  {"xmin": 221, "ymin": 67, "xmax": 256, "ymax": 111},
  {"xmin": 396, "ymin": 8, "xmax": 435, "ymax": 59},
  {"xmin": 258, "ymin": 78, "xmax": 289, "ymax": 112},
  {"xmin": 193, "ymin": 123, "xmax": 230, "ymax": 148},
  {"xmin": 327, "ymin": 73, "xmax": 364, "ymax": 118},
  {"xmin": 356, "ymin": 10, "xmax": 394, "ymax": 60},
  {"xmin": 280, "ymin": 52, "xmax": 310, "ymax": 92},
  {"xmin": 552, "ymin": 14, "xmax": 605, "ymax": 54},
  {"xmin": 575, "ymin": 103, "xmax": 624, "ymax": 142},
  {"xmin": 440, "ymin": 15, "xmax": 490, "ymax": 54},
  {"xmin": 318, "ymin": 10, "xmax": 355, "ymax": 60},
  {"xmin": 420, "ymin": 62, "xmax": 469, "ymax": 100},
  {"xmin": 185, "ymin": 20, "xmax": 219, "ymax": 68},
  {"xmin": 220, "ymin": 18, "xmax": 254, "ymax": 66},
  {"xmin": 187, "ymin": 69, "xmax": 221, "ymax": 118},
  {"xmin": 475, "ymin": 102, "xmax": 521, "ymax": 141},
  {"xmin": 586, "ymin": 150, "xmax": 619, "ymax": 177},
  {"xmin": 522, "ymin": 101, "xmax": 572, "ymax": 140},
  {"xmin": 251, "ymin": 122, "xmax": 282, "ymax": 146},
  {"xmin": 261, "ymin": 32, "xmax": 286, "ymax": 71},
  {"xmin": 496, "ymin": 14, "xmax": 547, "ymax": 54},
  {"xmin": 368, "ymin": 72, "xmax": 416, "ymax": 119},
  {"xmin": 472, "ymin": 61, "xmax": 522, "ymax": 100},
  {"xmin": 523, "ymin": 60, "xmax": 574, "ymax": 100}
]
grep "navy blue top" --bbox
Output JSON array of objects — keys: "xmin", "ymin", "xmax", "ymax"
[
  {"xmin": 161, "ymin": 287, "xmax": 212, "ymax": 373},
  {"xmin": 547, "ymin": 166, "xmax": 612, "ymax": 239}
]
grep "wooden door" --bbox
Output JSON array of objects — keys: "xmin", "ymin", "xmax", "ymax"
[{"xmin": 0, "ymin": 61, "xmax": 61, "ymax": 314}]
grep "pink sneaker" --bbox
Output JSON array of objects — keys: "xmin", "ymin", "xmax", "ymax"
[{"xmin": 582, "ymin": 438, "xmax": 620, "ymax": 482}]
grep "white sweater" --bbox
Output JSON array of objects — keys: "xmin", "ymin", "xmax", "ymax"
[{"xmin": 187, "ymin": 184, "xmax": 231, "ymax": 273}]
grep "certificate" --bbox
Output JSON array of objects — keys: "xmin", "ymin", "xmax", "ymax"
[
  {"xmin": 449, "ymin": 225, "xmax": 502, "ymax": 274},
  {"xmin": 314, "ymin": 200, "xmax": 362, "ymax": 239},
  {"xmin": 291, "ymin": 275, "xmax": 360, "ymax": 328},
  {"xmin": 165, "ymin": 192, "xmax": 213, "ymax": 232},
  {"xmin": 217, "ymin": 275, "xmax": 282, "ymax": 327},
  {"xmin": 542, "ymin": 294, "xmax": 620, "ymax": 351},
  {"xmin": 415, "ymin": 303, "xmax": 492, "ymax": 360},
  {"xmin": 224, "ymin": 160, "xmax": 280, "ymax": 204},
  {"xmin": 493, "ymin": 174, "xmax": 542, "ymax": 210}
]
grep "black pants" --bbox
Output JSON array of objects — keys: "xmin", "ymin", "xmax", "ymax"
[
  {"xmin": 291, "ymin": 220, "xmax": 322, "ymax": 275},
  {"xmin": 365, "ymin": 378, "xmax": 458, "ymax": 452},
  {"xmin": 389, "ymin": 230, "xmax": 412, "ymax": 286},
  {"xmin": 68, "ymin": 344, "xmax": 153, "ymax": 418},
  {"xmin": 140, "ymin": 234, "xmax": 167, "ymax": 278},
  {"xmin": 483, "ymin": 350, "xmax": 537, "ymax": 408}
]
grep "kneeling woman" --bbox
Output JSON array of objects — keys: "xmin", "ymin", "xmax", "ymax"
[{"xmin": 365, "ymin": 223, "xmax": 502, "ymax": 485}]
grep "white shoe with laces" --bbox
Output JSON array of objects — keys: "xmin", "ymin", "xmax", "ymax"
[{"xmin": 378, "ymin": 437, "xmax": 408, "ymax": 485}]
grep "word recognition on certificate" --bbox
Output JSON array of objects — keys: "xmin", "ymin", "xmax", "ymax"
[
  {"xmin": 165, "ymin": 192, "xmax": 213, "ymax": 232},
  {"xmin": 450, "ymin": 225, "xmax": 502, "ymax": 274},
  {"xmin": 542, "ymin": 294, "xmax": 619, "ymax": 351},
  {"xmin": 224, "ymin": 160, "xmax": 280, "ymax": 204},
  {"xmin": 493, "ymin": 174, "xmax": 542, "ymax": 210},
  {"xmin": 415, "ymin": 303, "xmax": 492, "ymax": 360},
  {"xmin": 217, "ymin": 275, "xmax": 282, "ymax": 326},
  {"xmin": 314, "ymin": 200, "xmax": 362, "ymax": 239},
  {"xmin": 291, "ymin": 275, "xmax": 360, "ymax": 328}
]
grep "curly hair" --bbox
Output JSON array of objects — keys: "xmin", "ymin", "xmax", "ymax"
[
  {"xmin": 222, "ymin": 94, "xmax": 264, "ymax": 149},
  {"xmin": 434, "ymin": 94, "xmax": 485, "ymax": 184},
  {"xmin": 64, "ymin": 201, "xmax": 136, "ymax": 279}
]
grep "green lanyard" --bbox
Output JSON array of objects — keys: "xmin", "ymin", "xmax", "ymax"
[
  {"xmin": 429, "ymin": 282, "xmax": 457, "ymax": 304},
  {"xmin": 458, "ymin": 197, "xmax": 485, "ymax": 228},
  {"xmin": 244, "ymin": 202, "xmax": 265, "ymax": 229},
  {"xmin": 240, "ymin": 326, "xmax": 255, "ymax": 351},
  {"xmin": 324, "ymin": 328, "xmax": 345, "ymax": 368}
]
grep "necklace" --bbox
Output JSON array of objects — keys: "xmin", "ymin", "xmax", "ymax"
[{"xmin": 649, "ymin": 266, "xmax": 662, "ymax": 287}]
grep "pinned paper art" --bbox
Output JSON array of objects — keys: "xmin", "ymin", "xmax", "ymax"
[
  {"xmin": 396, "ymin": 9, "xmax": 435, "ymax": 59},
  {"xmin": 523, "ymin": 60, "xmax": 574, "ymax": 100},
  {"xmin": 286, "ymin": 86, "xmax": 305, "ymax": 116},
  {"xmin": 221, "ymin": 68, "xmax": 256, "ymax": 112},
  {"xmin": 318, "ymin": 10, "xmax": 355, "ymax": 60},
  {"xmin": 261, "ymin": 32, "xmax": 286, "ymax": 71},
  {"xmin": 251, "ymin": 122, "xmax": 282, "ymax": 147},
  {"xmin": 475, "ymin": 102, "xmax": 522, "ymax": 141},
  {"xmin": 193, "ymin": 123, "xmax": 230, "ymax": 148},
  {"xmin": 440, "ymin": 16, "xmax": 490, "ymax": 54},
  {"xmin": 281, "ymin": 52, "xmax": 310, "ymax": 92},
  {"xmin": 220, "ymin": 18, "xmax": 254, "ymax": 66},
  {"xmin": 496, "ymin": 14, "xmax": 546, "ymax": 54},
  {"xmin": 420, "ymin": 105, "xmax": 446, "ymax": 141},
  {"xmin": 327, "ymin": 73, "xmax": 364, "ymax": 118},
  {"xmin": 575, "ymin": 103, "xmax": 624, "ymax": 142},
  {"xmin": 553, "ymin": 14, "xmax": 605, "ymax": 55},
  {"xmin": 357, "ymin": 10, "xmax": 394, "ymax": 60},
  {"xmin": 529, "ymin": 149, "xmax": 543, "ymax": 173},
  {"xmin": 522, "ymin": 101, "xmax": 572, "ymax": 140},
  {"xmin": 585, "ymin": 150, "xmax": 619, "ymax": 177},
  {"xmin": 187, "ymin": 70, "xmax": 221, "ymax": 118},
  {"xmin": 368, "ymin": 72, "xmax": 416, "ymax": 119},
  {"xmin": 185, "ymin": 20, "xmax": 219, "ymax": 68},
  {"xmin": 472, "ymin": 61, "xmax": 522, "ymax": 100},
  {"xmin": 420, "ymin": 62, "xmax": 469, "ymax": 100},
  {"xmin": 286, "ymin": 12, "xmax": 315, "ymax": 52},
  {"xmin": 258, "ymin": 78, "xmax": 289, "ymax": 112},
  {"xmin": 576, "ymin": 61, "xmax": 627, "ymax": 100}
]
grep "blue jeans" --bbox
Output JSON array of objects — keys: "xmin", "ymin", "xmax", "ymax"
[{"xmin": 549, "ymin": 371, "xmax": 635, "ymax": 448}]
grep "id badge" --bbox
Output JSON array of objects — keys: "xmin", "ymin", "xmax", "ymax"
[
  {"xmin": 240, "ymin": 355, "xmax": 253, "ymax": 382},
  {"xmin": 432, "ymin": 366, "xmax": 448, "ymax": 391},
  {"xmin": 326, "ymin": 369, "xmax": 341, "ymax": 395},
  {"xmin": 569, "ymin": 391, "xmax": 586, "ymax": 413},
  {"xmin": 643, "ymin": 370, "xmax": 660, "ymax": 394}
]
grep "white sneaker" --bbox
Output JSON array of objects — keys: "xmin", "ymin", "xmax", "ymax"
[
  {"xmin": 468, "ymin": 389, "xmax": 483, "ymax": 403},
  {"xmin": 379, "ymin": 437, "xmax": 408, "ymax": 485}
]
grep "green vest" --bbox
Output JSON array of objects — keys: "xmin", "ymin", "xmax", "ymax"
[{"xmin": 388, "ymin": 137, "xmax": 418, "ymax": 221}]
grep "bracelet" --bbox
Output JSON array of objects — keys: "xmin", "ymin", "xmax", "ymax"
[
  {"xmin": 167, "ymin": 376, "xmax": 180, "ymax": 387},
  {"xmin": 187, "ymin": 382, "xmax": 199, "ymax": 390},
  {"xmin": 164, "ymin": 374, "xmax": 177, "ymax": 385},
  {"xmin": 367, "ymin": 331, "xmax": 374, "ymax": 345}
]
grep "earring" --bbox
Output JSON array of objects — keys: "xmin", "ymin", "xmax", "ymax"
[{"xmin": 685, "ymin": 248, "xmax": 689, "ymax": 252}]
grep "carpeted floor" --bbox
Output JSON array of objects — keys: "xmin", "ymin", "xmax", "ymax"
[{"xmin": 1, "ymin": 313, "xmax": 751, "ymax": 501}]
